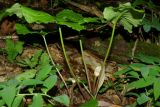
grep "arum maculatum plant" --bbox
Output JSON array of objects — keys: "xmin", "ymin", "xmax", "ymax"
[{"xmin": 94, "ymin": 2, "xmax": 144, "ymax": 96}]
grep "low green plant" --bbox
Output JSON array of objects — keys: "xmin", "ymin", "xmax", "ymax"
[
  {"xmin": 5, "ymin": 39, "xmax": 24, "ymax": 62},
  {"xmin": 114, "ymin": 54, "xmax": 160, "ymax": 106},
  {"xmin": 94, "ymin": 2, "xmax": 144, "ymax": 96},
  {"xmin": 0, "ymin": 50, "xmax": 69, "ymax": 107}
]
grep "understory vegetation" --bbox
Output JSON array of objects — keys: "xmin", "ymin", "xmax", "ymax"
[{"xmin": 0, "ymin": 0, "xmax": 160, "ymax": 107}]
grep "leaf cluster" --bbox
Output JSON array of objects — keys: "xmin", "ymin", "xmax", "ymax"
[
  {"xmin": 0, "ymin": 50, "xmax": 69, "ymax": 107},
  {"xmin": 114, "ymin": 54, "xmax": 160, "ymax": 106}
]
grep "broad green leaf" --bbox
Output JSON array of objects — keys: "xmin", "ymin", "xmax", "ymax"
[
  {"xmin": 129, "ymin": 63, "xmax": 146, "ymax": 71},
  {"xmin": 132, "ymin": 0, "xmax": 146, "ymax": 7},
  {"xmin": 53, "ymin": 94, "xmax": 70, "ymax": 106},
  {"xmin": 114, "ymin": 67, "xmax": 131, "ymax": 75},
  {"xmin": 12, "ymin": 95, "xmax": 24, "ymax": 107},
  {"xmin": 56, "ymin": 9, "xmax": 85, "ymax": 31},
  {"xmin": 0, "ymin": 99, "xmax": 5, "ymax": 107},
  {"xmin": 140, "ymin": 67, "xmax": 150, "ymax": 79},
  {"xmin": 154, "ymin": 78, "xmax": 160, "ymax": 100},
  {"xmin": 143, "ymin": 24, "xmax": 151, "ymax": 32},
  {"xmin": 30, "ymin": 50, "xmax": 43, "ymax": 68},
  {"xmin": 103, "ymin": 2, "xmax": 144, "ymax": 33},
  {"xmin": 142, "ymin": 17, "xmax": 160, "ymax": 32},
  {"xmin": 16, "ymin": 23, "xmax": 36, "ymax": 35},
  {"xmin": 1, "ymin": 86, "xmax": 17, "ymax": 107},
  {"xmin": 7, "ymin": 79, "xmax": 20, "ymax": 87},
  {"xmin": 6, "ymin": 3, "xmax": 23, "ymax": 18},
  {"xmin": 7, "ymin": 3, "xmax": 55, "ymax": 23},
  {"xmin": 127, "ymin": 71, "xmax": 139, "ymax": 79},
  {"xmin": 15, "ymin": 69, "xmax": 37, "ymax": 81},
  {"xmin": 18, "ymin": 50, "xmax": 42, "ymax": 68},
  {"xmin": 149, "ymin": 66, "xmax": 160, "ymax": 76},
  {"xmin": 36, "ymin": 64, "xmax": 52, "ymax": 80},
  {"xmin": 137, "ymin": 93, "xmax": 149, "ymax": 105},
  {"xmin": 103, "ymin": 7, "xmax": 119, "ymax": 23},
  {"xmin": 57, "ymin": 21, "xmax": 85, "ymax": 31},
  {"xmin": 39, "ymin": 52, "xmax": 50, "ymax": 66},
  {"xmin": 21, "ymin": 79, "xmax": 43, "ymax": 86},
  {"xmin": 29, "ymin": 94, "xmax": 43, "ymax": 107},
  {"xmin": 28, "ymin": 87, "xmax": 34, "ymax": 93},
  {"xmin": 56, "ymin": 9, "xmax": 83, "ymax": 23},
  {"xmin": 82, "ymin": 17, "xmax": 98, "ymax": 24},
  {"xmin": 15, "ymin": 41, "xmax": 24, "ymax": 54},
  {"xmin": 45, "ymin": 104, "xmax": 53, "ymax": 107},
  {"xmin": 127, "ymin": 76, "xmax": 156, "ymax": 91},
  {"xmin": 137, "ymin": 54, "xmax": 160, "ymax": 64},
  {"xmin": 42, "ymin": 75, "xmax": 57, "ymax": 93},
  {"xmin": 5, "ymin": 39, "xmax": 24, "ymax": 62},
  {"xmin": 152, "ymin": 17, "xmax": 160, "ymax": 31},
  {"xmin": 0, "ymin": 10, "xmax": 9, "ymax": 21},
  {"xmin": 80, "ymin": 98, "xmax": 98, "ymax": 107}
]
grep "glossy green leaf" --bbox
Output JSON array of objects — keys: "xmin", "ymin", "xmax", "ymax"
[
  {"xmin": 103, "ymin": 2, "xmax": 144, "ymax": 33},
  {"xmin": 127, "ymin": 76, "xmax": 156, "ymax": 91},
  {"xmin": 154, "ymin": 78, "xmax": 160, "ymax": 100},
  {"xmin": 29, "ymin": 94, "xmax": 43, "ymax": 107},
  {"xmin": 36, "ymin": 64, "xmax": 52, "ymax": 80},
  {"xmin": 42, "ymin": 75, "xmax": 57, "ymax": 93},
  {"xmin": 80, "ymin": 98, "xmax": 98, "ymax": 107},
  {"xmin": 1, "ymin": 86, "xmax": 17, "ymax": 107},
  {"xmin": 12, "ymin": 95, "xmax": 24, "ymax": 107},
  {"xmin": 53, "ymin": 94, "xmax": 70, "ymax": 106},
  {"xmin": 21, "ymin": 79, "xmax": 43, "ymax": 86},
  {"xmin": 6, "ymin": 3, "xmax": 55, "ymax": 23},
  {"xmin": 15, "ymin": 69, "xmax": 37, "ymax": 81},
  {"xmin": 137, "ymin": 93, "xmax": 149, "ymax": 105}
]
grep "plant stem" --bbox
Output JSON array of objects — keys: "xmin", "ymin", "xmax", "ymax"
[
  {"xmin": 58, "ymin": 28, "xmax": 76, "ymax": 79},
  {"xmin": 103, "ymin": 10, "xmax": 127, "ymax": 65},
  {"xmin": 42, "ymin": 35, "xmax": 70, "ymax": 97},
  {"xmin": 103, "ymin": 22, "xmax": 116, "ymax": 65},
  {"xmin": 79, "ymin": 40, "xmax": 91, "ymax": 92},
  {"xmin": 95, "ymin": 11, "xmax": 127, "ymax": 96},
  {"xmin": 59, "ymin": 27, "xmax": 89, "ymax": 100}
]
